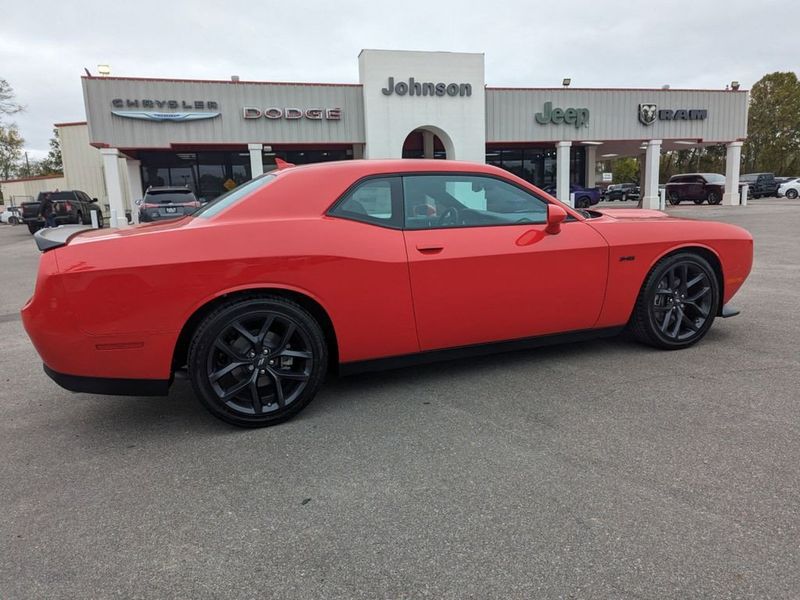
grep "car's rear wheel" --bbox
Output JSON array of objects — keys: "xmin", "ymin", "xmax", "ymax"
[
  {"xmin": 9, "ymin": 216, "xmax": 19, "ymax": 226},
  {"xmin": 630, "ymin": 252, "xmax": 719, "ymax": 349},
  {"xmin": 576, "ymin": 196, "xmax": 591, "ymax": 209},
  {"xmin": 188, "ymin": 296, "xmax": 327, "ymax": 427},
  {"xmin": 707, "ymin": 190, "xmax": 721, "ymax": 205},
  {"xmin": 787, "ymin": 189, "xmax": 798, "ymax": 199}
]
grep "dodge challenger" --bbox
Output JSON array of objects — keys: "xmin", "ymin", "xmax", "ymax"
[{"xmin": 21, "ymin": 160, "xmax": 753, "ymax": 427}]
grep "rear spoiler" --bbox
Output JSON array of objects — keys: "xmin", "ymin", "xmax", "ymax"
[{"xmin": 33, "ymin": 225, "xmax": 93, "ymax": 252}]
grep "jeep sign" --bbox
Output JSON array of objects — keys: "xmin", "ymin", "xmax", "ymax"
[{"xmin": 535, "ymin": 101, "xmax": 590, "ymax": 128}]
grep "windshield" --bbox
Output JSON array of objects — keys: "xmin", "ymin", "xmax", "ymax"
[{"xmin": 194, "ymin": 173, "xmax": 277, "ymax": 219}]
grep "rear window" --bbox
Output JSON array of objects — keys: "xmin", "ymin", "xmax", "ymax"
[
  {"xmin": 144, "ymin": 191, "xmax": 197, "ymax": 204},
  {"xmin": 194, "ymin": 173, "xmax": 277, "ymax": 219},
  {"xmin": 48, "ymin": 192, "xmax": 75, "ymax": 201}
]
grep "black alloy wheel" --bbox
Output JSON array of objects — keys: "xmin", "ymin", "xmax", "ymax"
[
  {"xmin": 668, "ymin": 193, "xmax": 681, "ymax": 205},
  {"xmin": 707, "ymin": 190, "xmax": 721, "ymax": 205},
  {"xmin": 188, "ymin": 296, "xmax": 327, "ymax": 427},
  {"xmin": 630, "ymin": 253, "xmax": 719, "ymax": 349}
]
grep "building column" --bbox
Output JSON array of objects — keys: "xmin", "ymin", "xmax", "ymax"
[
  {"xmin": 641, "ymin": 139, "xmax": 662, "ymax": 209},
  {"xmin": 556, "ymin": 141, "xmax": 572, "ymax": 205},
  {"xmin": 248, "ymin": 143, "xmax": 264, "ymax": 178},
  {"xmin": 126, "ymin": 159, "xmax": 143, "ymax": 224},
  {"xmin": 584, "ymin": 145, "xmax": 597, "ymax": 187},
  {"xmin": 422, "ymin": 130, "xmax": 435, "ymax": 159},
  {"xmin": 723, "ymin": 141, "xmax": 743, "ymax": 205},
  {"xmin": 100, "ymin": 148, "xmax": 125, "ymax": 227}
]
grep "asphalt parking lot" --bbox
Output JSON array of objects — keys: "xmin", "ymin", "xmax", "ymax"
[{"xmin": 1, "ymin": 199, "xmax": 799, "ymax": 599}]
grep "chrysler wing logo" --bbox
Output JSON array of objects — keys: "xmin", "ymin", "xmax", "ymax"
[
  {"xmin": 638, "ymin": 103, "xmax": 657, "ymax": 126},
  {"xmin": 111, "ymin": 110, "xmax": 220, "ymax": 122}
]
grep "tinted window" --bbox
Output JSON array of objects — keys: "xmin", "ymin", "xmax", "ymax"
[
  {"xmin": 404, "ymin": 174, "xmax": 547, "ymax": 230},
  {"xmin": 144, "ymin": 190, "xmax": 198, "ymax": 204},
  {"xmin": 330, "ymin": 177, "xmax": 400, "ymax": 227},
  {"xmin": 49, "ymin": 192, "xmax": 76, "ymax": 201},
  {"xmin": 704, "ymin": 174, "xmax": 725, "ymax": 184},
  {"xmin": 194, "ymin": 173, "xmax": 276, "ymax": 219}
]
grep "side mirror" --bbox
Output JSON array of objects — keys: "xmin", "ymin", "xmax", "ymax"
[
  {"xmin": 91, "ymin": 197, "xmax": 98, "ymax": 203},
  {"xmin": 545, "ymin": 204, "xmax": 568, "ymax": 235},
  {"xmin": 134, "ymin": 198, "xmax": 143, "ymax": 206}
]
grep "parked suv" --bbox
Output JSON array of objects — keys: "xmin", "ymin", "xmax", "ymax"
[
  {"xmin": 603, "ymin": 183, "xmax": 640, "ymax": 202},
  {"xmin": 740, "ymin": 173, "xmax": 778, "ymax": 198},
  {"xmin": 138, "ymin": 187, "xmax": 200, "ymax": 222},
  {"xmin": 21, "ymin": 190, "xmax": 104, "ymax": 234},
  {"xmin": 665, "ymin": 173, "xmax": 728, "ymax": 205}
]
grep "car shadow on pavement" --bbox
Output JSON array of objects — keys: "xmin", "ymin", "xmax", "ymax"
[{"xmin": 66, "ymin": 335, "xmax": 664, "ymax": 435}]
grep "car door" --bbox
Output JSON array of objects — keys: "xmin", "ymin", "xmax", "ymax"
[{"xmin": 401, "ymin": 173, "xmax": 609, "ymax": 352}]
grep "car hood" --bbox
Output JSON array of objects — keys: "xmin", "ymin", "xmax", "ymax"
[{"xmin": 594, "ymin": 208, "xmax": 672, "ymax": 220}]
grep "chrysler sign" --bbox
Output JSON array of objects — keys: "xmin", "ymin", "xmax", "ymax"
[
  {"xmin": 242, "ymin": 107, "xmax": 342, "ymax": 120},
  {"xmin": 110, "ymin": 98, "xmax": 221, "ymax": 123}
]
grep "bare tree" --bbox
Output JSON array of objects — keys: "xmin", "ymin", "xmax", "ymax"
[{"xmin": 0, "ymin": 79, "xmax": 24, "ymax": 119}]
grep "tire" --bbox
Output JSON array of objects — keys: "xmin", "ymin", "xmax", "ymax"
[
  {"xmin": 9, "ymin": 216, "xmax": 19, "ymax": 226},
  {"xmin": 630, "ymin": 252, "xmax": 720, "ymax": 350},
  {"xmin": 576, "ymin": 196, "xmax": 591, "ymax": 209},
  {"xmin": 786, "ymin": 189, "xmax": 798, "ymax": 199},
  {"xmin": 188, "ymin": 295, "xmax": 328, "ymax": 427},
  {"xmin": 706, "ymin": 190, "xmax": 721, "ymax": 205},
  {"xmin": 668, "ymin": 193, "xmax": 681, "ymax": 205},
  {"xmin": 27, "ymin": 223, "xmax": 40, "ymax": 234}
]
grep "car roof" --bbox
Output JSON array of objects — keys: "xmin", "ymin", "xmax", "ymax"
[
  {"xmin": 671, "ymin": 173, "xmax": 723, "ymax": 178},
  {"xmin": 146, "ymin": 186, "xmax": 193, "ymax": 192}
]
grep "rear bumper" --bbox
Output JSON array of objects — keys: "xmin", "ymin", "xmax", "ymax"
[{"xmin": 43, "ymin": 364, "xmax": 170, "ymax": 396}]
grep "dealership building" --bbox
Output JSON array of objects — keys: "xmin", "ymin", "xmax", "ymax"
[{"xmin": 4, "ymin": 49, "xmax": 749, "ymax": 223}]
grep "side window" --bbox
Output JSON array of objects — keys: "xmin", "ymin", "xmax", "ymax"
[
  {"xmin": 404, "ymin": 174, "xmax": 548, "ymax": 230},
  {"xmin": 330, "ymin": 177, "xmax": 401, "ymax": 228}
]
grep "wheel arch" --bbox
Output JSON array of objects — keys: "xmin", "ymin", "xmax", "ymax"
[
  {"xmin": 171, "ymin": 286, "xmax": 340, "ymax": 376},
  {"xmin": 645, "ymin": 244, "xmax": 725, "ymax": 314}
]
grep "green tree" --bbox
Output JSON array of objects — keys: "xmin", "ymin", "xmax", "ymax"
[
  {"xmin": 0, "ymin": 124, "xmax": 24, "ymax": 180},
  {"xmin": 743, "ymin": 72, "xmax": 800, "ymax": 174},
  {"xmin": 612, "ymin": 157, "xmax": 639, "ymax": 183},
  {"xmin": 37, "ymin": 129, "xmax": 63, "ymax": 174}
]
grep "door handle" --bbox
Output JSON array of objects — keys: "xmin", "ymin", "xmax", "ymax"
[{"xmin": 416, "ymin": 244, "xmax": 444, "ymax": 254}]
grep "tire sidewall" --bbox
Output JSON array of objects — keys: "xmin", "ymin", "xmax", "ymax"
[
  {"xmin": 787, "ymin": 189, "xmax": 798, "ymax": 199},
  {"xmin": 188, "ymin": 297, "xmax": 328, "ymax": 427},
  {"xmin": 638, "ymin": 253, "xmax": 720, "ymax": 349}
]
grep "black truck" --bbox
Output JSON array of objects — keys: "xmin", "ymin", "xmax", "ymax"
[
  {"xmin": 739, "ymin": 173, "xmax": 778, "ymax": 199},
  {"xmin": 21, "ymin": 190, "xmax": 104, "ymax": 234}
]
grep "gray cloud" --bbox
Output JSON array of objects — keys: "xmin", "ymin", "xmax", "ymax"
[{"xmin": 2, "ymin": 0, "xmax": 797, "ymax": 157}]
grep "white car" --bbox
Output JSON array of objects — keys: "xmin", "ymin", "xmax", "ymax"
[
  {"xmin": 0, "ymin": 207, "xmax": 22, "ymax": 225},
  {"xmin": 777, "ymin": 178, "xmax": 800, "ymax": 199}
]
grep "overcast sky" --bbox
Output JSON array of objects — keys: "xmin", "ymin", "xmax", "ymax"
[{"xmin": 2, "ymin": 0, "xmax": 797, "ymax": 159}]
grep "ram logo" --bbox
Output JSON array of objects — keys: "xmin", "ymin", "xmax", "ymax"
[{"xmin": 638, "ymin": 103, "xmax": 658, "ymax": 126}]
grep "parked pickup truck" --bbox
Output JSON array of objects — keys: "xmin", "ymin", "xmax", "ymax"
[{"xmin": 21, "ymin": 190, "xmax": 104, "ymax": 234}]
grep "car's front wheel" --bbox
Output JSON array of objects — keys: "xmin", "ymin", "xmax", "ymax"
[
  {"xmin": 786, "ymin": 189, "xmax": 798, "ymax": 199},
  {"xmin": 668, "ymin": 193, "xmax": 681, "ymax": 205},
  {"xmin": 630, "ymin": 252, "xmax": 720, "ymax": 349},
  {"xmin": 188, "ymin": 295, "xmax": 328, "ymax": 427}
]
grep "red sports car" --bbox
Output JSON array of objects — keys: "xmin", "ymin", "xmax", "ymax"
[{"xmin": 22, "ymin": 160, "xmax": 753, "ymax": 427}]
